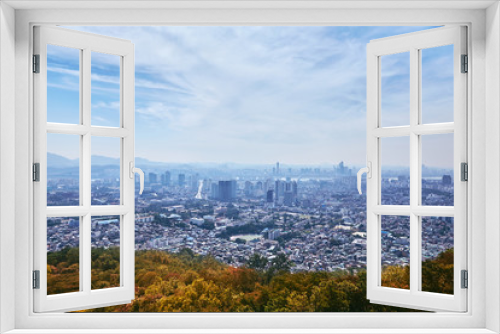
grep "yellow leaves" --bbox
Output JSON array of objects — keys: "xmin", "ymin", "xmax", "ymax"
[
  {"xmin": 381, "ymin": 265, "xmax": 410, "ymax": 290},
  {"xmin": 138, "ymin": 271, "xmax": 158, "ymax": 287},
  {"xmin": 46, "ymin": 248, "xmax": 452, "ymax": 313},
  {"xmin": 285, "ymin": 291, "xmax": 312, "ymax": 312}
]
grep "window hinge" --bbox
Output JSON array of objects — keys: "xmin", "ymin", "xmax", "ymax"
[
  {"xmin": 461, "ymin": 162, "xmax": 468, "ymax": 181},
  {"xmin": 32, "ymin": 270, "xmax": 40, "ymax": 289},
  {"xmin": 461, "ymin": 54, "xmax": 468, "ymax": 73},
  {"xmin": 33, "ymin": 163, "xmax": 40, "ymax": 182},
  {"xmin": 461, "ymin": 270, "xmax": 468, "ymax": 289},
  {"xmin": 33, "ymin": 54, "xmax": 40, "ymax": 73}
]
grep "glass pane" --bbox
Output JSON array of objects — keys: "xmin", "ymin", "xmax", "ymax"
[
  {"xmin": 381, "ymin": 52, "xmax": 410, "ymax": 127},
  {"xmin": 381, "ymin": 215, "xmax": 410, "ymax": 290},
  {"xmin": 47, "ymin": 216, "xmax": 80, "ymax": 295},
  {"xmin": 421, "ymin": 45, "xmax": 454, "ymax": 124},
  {"xmin": 421, "ymin": 134, "xmax": 454, "ymax": 206},
  {"xmin": 47, "ymin": 45, "xmax": 80, "ymax": 124},
  {"xmin": 91, "ymin": 136, "xmax": 121, "ymax": 205},
  {"xmin": 47, "ymin": 133, "xmax": 80, "ymax": 206},
  {"xmin": 381, "ymin": 137, "xmax": 410, "ymax": 205},
  {"xmin": 91, "ymin": 52, "xmax": 121, "ymax": 127},
  {"xmin": 421, "ymin": 216, "xmax": 454, "ymax": 294},
  {"xmin": 91, "ymin": 215, "xmax": 120, "ymax": 290}
]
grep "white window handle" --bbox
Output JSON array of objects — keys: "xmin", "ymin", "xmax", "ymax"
[
  {"xmin": 357, "ymin": 162, "xmax": 372, "ymax": 195},
  {"xmin": 129, "ymin": 162, "xmax": 144, "ymax": 195}
]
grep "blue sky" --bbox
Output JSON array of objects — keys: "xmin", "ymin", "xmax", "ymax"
[{"xmin": 47, "ymin": 26, "xmax": 454, "ymax": 168}]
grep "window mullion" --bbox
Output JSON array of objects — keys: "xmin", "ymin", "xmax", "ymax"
[
  {"xmin": 409, "ymin": 47, "xmax": 420, "ymax": 295},
  {"xmin": 82, "ymin": 47, "xmax": 92, "ymax": 294}
]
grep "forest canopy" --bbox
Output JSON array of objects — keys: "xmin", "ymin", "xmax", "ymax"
[{"xmin": 45, "ymin": 248, "xmax": 453, "ymax": 312}]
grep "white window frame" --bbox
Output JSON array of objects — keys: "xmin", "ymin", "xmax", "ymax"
[
  {"xmin": 365, "ymin": 26, "xmax": 468, "ymax": 312},
  {"xmin": 0, "ymin": 2, "xmax": 498, "ymax": 333},
  {"xmin": 33, "ymin": 26, "xmax": 136, "ymax": 312}
]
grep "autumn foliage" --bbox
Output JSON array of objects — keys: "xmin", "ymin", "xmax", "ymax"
[{"xmin": 46, "ymin": 248, "xmax": 454, "ymax": 312}]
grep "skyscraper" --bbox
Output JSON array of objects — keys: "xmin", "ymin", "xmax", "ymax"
[
  {"xmin": 338, "ymin": 161, "xmax": 345, "ymax": 175},
  {"xmin": 276, "ymin": 162, "xmax": 280, "ymax": 175},
  {"xmin": 210, "ymin": 182, "xmax": 219, "ymax": 199},
  {"xmin": 244, "ymin": 181, "xmax": 253, "ymax": 197},
  {"xmin": 149, "ymin": 172, "xmax": 157, "ymax": 184},
  {"xmin": 178, "ymin": 174, "xmax": 185, "ymax": 187},
  {"xmin": 218, "ymin": 180, "xmax": 237, "ymax": 202},
  {"xmin": 284, "ymin": 191, "xmax": 293, "ymax": 206},
  {"xmin": 190, "ymin": 173, "xmax": 199, "ymax": 191},
  {"xmin": 163, "ymin": 171, "xmax": 171, "ymax": 186},
  {"xmin": 266, "ymin": 190, "xmax": 274, "ymax": 203},
  {"xmin": 275, "ymin": 180, "xmax": 280, "ymax": 202}
]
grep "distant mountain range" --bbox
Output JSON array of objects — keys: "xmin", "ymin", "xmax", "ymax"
[
  {"xmin": 47, "ymin": 153, "xmax": 161, "ymax": 168},
  {"xmin": 47, "ymin": 153, "xmax": 451, "ymax": 175}
]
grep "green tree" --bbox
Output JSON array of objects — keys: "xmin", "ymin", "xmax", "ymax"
[{"xmin": 247, "ymin": 253, "xmax": 268, "ymax": 271}]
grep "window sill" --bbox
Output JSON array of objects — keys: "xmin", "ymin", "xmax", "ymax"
[
  {"xmin": 4, "ymin": 329, "xmax": 498, "ymax": 334},
  {"xmin": 4, "ymin": 330, "xmax": 498, "ymax": 334}
]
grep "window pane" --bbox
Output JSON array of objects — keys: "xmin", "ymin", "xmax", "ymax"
[
  {"xmin": 381, "ymin": 137, "xmax": 410, "ymax": 205},
  {"xmin": 381, "ymin": 215, "xmax": 410, "ymax": 290},
  {"xmin": 421, "ymin": 134, "xmax": 454, "ymax": 206},
  {"xmin": 91, "ymin": 216, "xmax": 120, "ymax": 290},
  {"xmin": 47, "ymin": 44, "xmax": 80, "ymax": 124},
  {"xmin": 421, "ymin": 45, "xmax": 454, "ymax": 124},
  {"xmin": 91, "ymin": 136, "xmax": 121, "ymax": 205},
  {"xmin": 47, "ymin": 216, "xmax": 80, "ymax": 295},
  {"xmin": 381, "ymin": 52, "xmax": 410, "ymax": 127},
  {"xmin": 47, "ymin": 133, "xmax": 80, "ymax": 206},
  {"xmin": 91, "ymin": 52, "xmax": 121, "ymax": 127},
  {"xmin": 421, "ymin": 216, "xmax": 454, "ymax": 294}
]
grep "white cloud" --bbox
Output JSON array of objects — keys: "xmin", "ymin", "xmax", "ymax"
[{"xmin": 63, "ymin": 26, "xmax": 439, "ymax": 165}]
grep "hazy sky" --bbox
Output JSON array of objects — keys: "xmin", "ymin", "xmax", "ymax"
[{"xmin": 47, "ymin": 26, "xmax": 454, "ymax": 167}]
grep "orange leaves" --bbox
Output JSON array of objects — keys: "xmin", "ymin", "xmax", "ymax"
[{"xmin": 43, "ymin": 248, "xmax": 452, "ymax": 313}]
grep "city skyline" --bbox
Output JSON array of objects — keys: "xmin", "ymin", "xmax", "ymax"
[{"xmin": 46, "ymin": 151, "xmax": 454, "ymax": 172}]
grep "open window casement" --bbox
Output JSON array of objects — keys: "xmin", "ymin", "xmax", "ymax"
[
  {"xmin": 33, "ymin": 26, "xmax": 141, "ymax": 312},
  {"xmin": 364, "ymin": 26, "xmax": 467, "ymax": 312}
]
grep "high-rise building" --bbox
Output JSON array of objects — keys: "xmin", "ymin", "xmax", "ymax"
[
  {"xmin": 210, "ymin": 182, "xmax": 219, "ymax": 199},
  {"xmin": 442, "ymin": 174, "xmax": 452, "ymax": 185},
  {"xmin": 284, "ymin": 191, "xmax": 293, "ymax": 206},
  {"xmin": 274, "ymin": 180, "xmax": 280, "ymax": 202},
  {"xmin": 149, "ymin": 172, "xmax": 157, "ymax": 184},
  {"xmin": 337, "ymin": 161, "xmax": 345, "ymax": 175},
  {"xmin": 162, "ymin": 171, "xmax": 171, "ymax": 186},
  {"xmin": 267, "ymin": 190, "xmax": 274, "ymax": 203},
  {"xmin": 276, "ymin": 162, "xmax": 280, "ymax": 175},
  {"xmin": 178, "ymin": 174, "xmax": 185, "ymax": 187},
  {"xmin": 244, "ymin": 181, "xmax": 253, "ymax": 197},
  {"xmin": 218, "ymin": 180, "xmax": 237, "ymax": 202},
  {"xmin": 231, "ymin": 180, "xmax": 237, "ymax": 199},
  {"xmin": 190, "ymin": 173, "xmax": 199, "ymax": 191}
]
